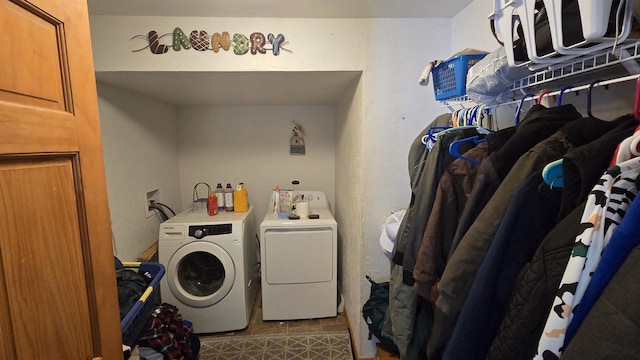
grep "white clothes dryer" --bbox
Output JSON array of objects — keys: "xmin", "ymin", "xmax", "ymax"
[
  {"xmin": 260, "ymin": 191, "xmax": 337, "ymax": 320},
  {"xmin": 159, "ymin": 206, "xmax": 258, "ymax": 333}
]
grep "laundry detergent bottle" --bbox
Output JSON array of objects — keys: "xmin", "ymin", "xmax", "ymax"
[
  {"xmin": 234, "ymin": 183, "xmax": 248, "ymax": 212},
  {"xmin": 224, "ymin": 183, "xmax": 234, "ymax": 212},
  {"xmin": 215, "ymin": 183, "xmax": 225, "ymax": 210},
  {"xmin": 208, "ymin": 191, "xmax": 218, "ymax": 216}
]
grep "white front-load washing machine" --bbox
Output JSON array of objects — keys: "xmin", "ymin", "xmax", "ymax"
[
  {"xmin": 260, "ymin": 191, "xmax": 337, "ymax": 320},
  {"xmin": 159, "ymin": 206, "xmax": 258, "ymax": 333}
]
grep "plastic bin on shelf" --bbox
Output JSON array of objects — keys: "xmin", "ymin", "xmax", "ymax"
[
  {"xmin": 120, "ymin": 262, "xmax": 165, "ymax": 346},
  {"xmin": 544, "ymin": 0, "xmax": 633, "ymax": 55},
  {"xmin": 520, "ymin": 0, "xmax": 581, "ymax": 64},
  {"xmin": 433, "ymin": 53, "xmax": 487, "ymax": 101},
  {"xmin": 490, "ymin": 0, "xmax": 532, "ymax": 68},
  {"xmin": 490, "ymin": 0, "xmax": 633, "ymax": 68},
  {"xmin": 490, "ymin": 0, "xmax": 571, "ymax": 67}
]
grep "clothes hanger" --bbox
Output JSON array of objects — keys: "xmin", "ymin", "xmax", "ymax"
[
  {"xmin": 453, "ymin": 108, "xmax": 467, "ymax": 127},
  {"xmin": 537, "ymin": 90, "xmax": 553, "ymax": 105},
  {"xmin": 614, "ymin": 132, "xmax": 640, "ymax": 163},
  {"xmin": 430, "ymin": 125, "xmax": 451, "ymax": 139},
  {"xmin": 515, "ymin": 93, "xmax": 535, "ymax": 125},
  {"xmin": 586, "ymin": 79, "xmax": 608, "ymax": 118},
  {"xmin": 556, "ymin": 86, "xmax": 574, "ymax": 106},
  {"xmin": 631, "ymin": 135, "xmax": 640, "ymax": 157},
  {"xmin": 542, "ymin": 82, "xmax": 607, "ymax": 187},
  {"xmin": 448, "ymin": 105, "xmax": 492, "ymax": 165},
  {"xmin": 466, "ymin": 106, "xmax": 478, "ymax": 126},
  {"xmin": 542, "ymin": 158, "xmax": 563, "ymax": 189},
  {"xmin": 449, "ymin": 135, "xmax": 486, "ymax": 165},
  {"xmin": 634, "ymin": 76, "xmax": 640, "ymax": 121},
  {"xmin": 435, "ymin": 125, "xmax": 477, "ymax": 139},
  {"xmin": 474, "ymin": 105, "xmax": 487, "ymax": 129},
  {"xmin": 423, "ymin": 109, "xmax": 459, "ymax": 147},
  {"xmin": 471, "ymin": 105, "xmax": 492, "ymax": 135},
  {"xmin": 479, "ymin": 105, "xmax": 496, "ymax": 131},
  {"xmin": 458, "ymin": 108, "xmax": 468, "ymax": 127},
  {"xmin": 607, "ymin": 77, "xmax": 640, "ymax": 165},
  {"xmin": 423, "ymin": 125, "xmax": 450, "ymax": 151}
]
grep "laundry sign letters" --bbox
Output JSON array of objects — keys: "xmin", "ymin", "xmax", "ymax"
[{"xmin": 132, "ymin": 27, "xmax": 290, "ymax": 56}]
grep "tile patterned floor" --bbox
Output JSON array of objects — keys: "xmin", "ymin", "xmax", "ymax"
[
  {"xmin": 198, "ymin": 289, "xmax": 353, "ymax": 359},
  {"xmin": 198, "ymin": 332, "xmax": 353, "ymax": 360},
  {"xmin": 201, "ymin": 289, "xmax": 349, "ymax": 337}
]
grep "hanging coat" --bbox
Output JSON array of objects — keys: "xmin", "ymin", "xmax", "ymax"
[{"xmin": 430, "ymin": 115, "xmax": 635, "ymax": 359}]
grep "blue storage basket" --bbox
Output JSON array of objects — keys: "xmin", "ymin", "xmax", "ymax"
[
  {"xmin": 433, "ymin": 54, "xmax": 487, "ymax": 101},
  {"xmin": 120, "ymin": 262, "xmax": 165, "ymax": 346}
]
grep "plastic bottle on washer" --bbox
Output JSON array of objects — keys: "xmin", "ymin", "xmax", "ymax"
[
  {"xmin": 224, "ymin": 183, "xmax": 234, "ymax": 212},
  {"xmin": 215, "ymin": 183, "xmax": 225, "ymax": 210},
  {"xmin": 208, "ymin": 191, "xmax": 218, "ymax": 216},
  {"xmin": 234, "ymin": 183, "xmax": 248, "ymax": 212}
]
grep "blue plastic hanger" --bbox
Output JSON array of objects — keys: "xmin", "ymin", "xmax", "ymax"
[
  {"xmin": 422, "ymin": 125, "xmax": 451, "ymax": 147},
  {"xmin": 542, "ymin": 159, "xmax": 563, "ymax": 188},
  {"xmin": 449, "ymin": 135, "xmax": 486, "ymax": 165},
  {"xmin": 467, "ymin": 106, "xmax": 479, "ymax": 126},
  {"xmin": 515, "ymin": 93, "xmax": 535, "ymax": 125},
  {"xmin": 556, "ymin": 86, "xmax": 573, "ymax": 106},
  {"xmin": 426, "ymin": 126, "xmax": 450, "ymax": 142}
]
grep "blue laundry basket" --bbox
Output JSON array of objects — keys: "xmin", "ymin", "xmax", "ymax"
[
  {"xmin": 432, "ymin": 53, "xmax": 487, "ymax": 100},
  {"xmin": 120, "ymin": 262, "xmax": 165, "ymax": 346}
]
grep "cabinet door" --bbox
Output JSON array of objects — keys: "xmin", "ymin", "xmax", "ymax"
[{"xmin": 0, "ymin": 0, "xmax": 121, "ymax": 359}]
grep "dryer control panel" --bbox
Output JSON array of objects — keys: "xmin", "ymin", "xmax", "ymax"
[{"xmin": 293, "ymin": 190, "xmax": 330, "ymax": 209}]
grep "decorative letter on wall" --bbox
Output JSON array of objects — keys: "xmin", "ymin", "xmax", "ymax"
[
  {"xmin": 190, "ymin": 30, "xmax": 210, "ymax": 51},
  {"xmin": 132, "ymin": 28, "xmax": 290, "ymax": 56},
  {"xmin": 173, "ymin": 27, "xmax": 191, "ymax": 51},
  {"xmin": 267, "ymin": 33, "xmax": 286, "ymax": 56},
  {"xmin": 148, "ymin": 31, "xmax": 169, "ymax": 54},
  {"xmin": 211, "ymin": 32, "xmax": 231, "ymax": 53},
  {"xmin": 250, "ymin": 32, "xmax": 267, "ymax": 55},
  {"xmin": 233, "ymin": 33, "xmax": 250, "ymax": 55}
]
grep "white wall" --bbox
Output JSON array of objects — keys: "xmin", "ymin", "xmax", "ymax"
[
  {"xmin": 176, "ymin": 104, "xmax": 336, "ymax": 220},
  {"xmin": 335, "ymin": 76, "xmax": 366, "ymax": 353},
  {"xmin": 97, "ymin": 82, "xmax": 182, "ymax": 261},
  {"xmin": 356, "ymin": 18, "xmax": 452, "ymax": 357},
  {"xmin": 451, "ymin": 0, "xmax": 499, "ymax": 53},
  {"xmin": 91, "ymin": 15, "xmax": 450, "ymax": 358}
]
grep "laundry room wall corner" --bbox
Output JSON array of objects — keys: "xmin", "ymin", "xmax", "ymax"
[
  {"xmin": 336, "ymin": 72, "xmax": 366, "ymax": 356},
  {"xmin": 98, "ymin": 82, "xmax": 183, "ymax": 261},
  {"xmin": 332, "ymin": 17, "xmax": 452, "ymax": 358}
]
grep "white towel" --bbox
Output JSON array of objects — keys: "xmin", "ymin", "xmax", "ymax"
[{"xmin": 418, "ymin": 60, "xmax": 441, "ymax": 86}]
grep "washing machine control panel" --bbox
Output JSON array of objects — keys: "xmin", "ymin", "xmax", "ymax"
[{"xmin": 189, "ymin": 223, "xmax": 233, "ymax": 239}]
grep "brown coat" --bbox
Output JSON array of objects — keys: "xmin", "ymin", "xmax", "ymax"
[{"xmin": 412, "ymin": 142, "xmax": 489, "ymax": 300}]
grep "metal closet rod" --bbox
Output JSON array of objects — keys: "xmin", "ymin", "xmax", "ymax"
[
  {"xmin": 444, "ymin": 74, "xmax": 640, "ymax": 111},
  {"xmin": 513, "ymin": 74, "xmax": 640, "ymax": 106}
]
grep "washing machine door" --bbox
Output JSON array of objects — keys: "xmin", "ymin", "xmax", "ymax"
[{"xmin": 166, "ymin": 241, "xmax": 235, "ymax": 308}]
